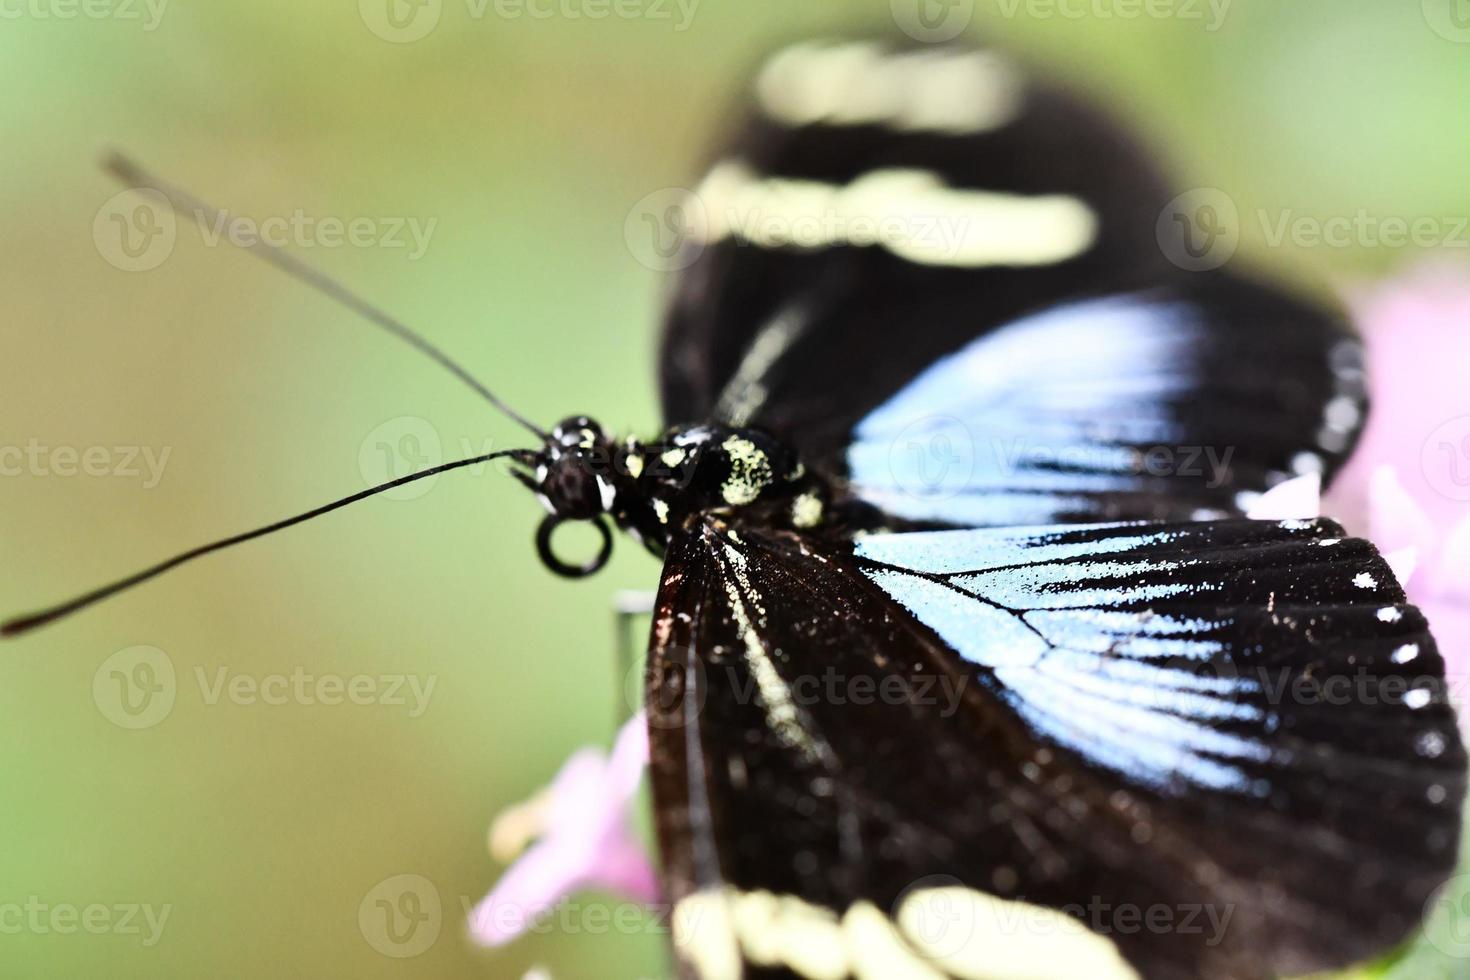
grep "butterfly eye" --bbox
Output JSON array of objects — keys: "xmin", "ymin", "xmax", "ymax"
[
  {"xmin": 551, "ymin": 416, "xmax": 604, "ymax": 450},
  {"xmin": 541, "ymin": 451, "xmax": 612, "ymax": 520}
]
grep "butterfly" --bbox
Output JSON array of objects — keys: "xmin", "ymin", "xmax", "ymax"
[{"xmin": 6, "ymin": 36, "xmax": 1464, "ymax": 980}]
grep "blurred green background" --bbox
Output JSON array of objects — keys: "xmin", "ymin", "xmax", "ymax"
[{"xmin": 3, "ymin": 1, "xmax": 1470, "ymax": 977}]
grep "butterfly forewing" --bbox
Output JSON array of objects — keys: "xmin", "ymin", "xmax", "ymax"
[
  {"xmin": 658, "ymin": 39, "xmax": 1365, "ymax": 528},
  {"xmin": 659, "ymin": 40, "xmax": 1177, "ymax": 439},
  {"xmin": 646, "ymin": 517, "xmax": 1464, "ymax": 980}
]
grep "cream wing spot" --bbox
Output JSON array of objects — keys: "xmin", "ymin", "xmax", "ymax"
[
  {"xmin": 672, "ymin": 887, "xmax": 1144, "ymax": 979},
  {"xmin": 694, "ymin": 163, "xmax": 1097, "ymax": 269},
  {"xmin": 897, "ymin": 888, "xmax": 1140, "ymax": 980},
  {"xmin": 756, "ymin": 41, "xmax": 1024, "ymax": 135},
  {"xmin": 673, "ymin": 890, "xmax": 742, "ymax": 980},
  {"xmin": 842, "ymin": 901, "xmax": 948, "ymax": 980},
  {"xmin": 732, "ymin": 891, "xmax": 848, "ymax": 980}
]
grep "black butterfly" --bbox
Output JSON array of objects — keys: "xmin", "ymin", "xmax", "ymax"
[{"xmin": 7, "ymin": 37, "xmax": 1464, "ymax": 980}]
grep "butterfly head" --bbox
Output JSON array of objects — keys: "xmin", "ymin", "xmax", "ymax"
[
  {"xmin": 533, "ymin": 416, "xmax": 619, "ymax": 520},
  {"xmin": 513, "ymin": 416, "xmax": 623, "ymax": 578}
]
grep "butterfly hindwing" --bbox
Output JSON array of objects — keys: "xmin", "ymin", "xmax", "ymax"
[{"xmin": 644, "ymin": 516, "xmax": 1464, "ymax": 980}]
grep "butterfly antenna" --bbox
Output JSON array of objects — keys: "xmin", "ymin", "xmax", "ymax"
[
  {"xmin": 1, "ymin": 448, "xmax": 536, "ymax": 639},
  {"xmin": 102, "ymin": 152, "xmax": 548, "ymax": 440}
]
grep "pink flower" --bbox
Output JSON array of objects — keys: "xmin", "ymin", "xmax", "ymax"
[
  {"xmin": 1330, "ymin": 263, "xmax": 1470, "ymax": 534},
  {"xmin": 469, "ymin": 712, "xmax": 658, "ymax": 947},
  {"xmin": 1324, "ymin": 262, "xmax": 1470, "ymax": 701}
]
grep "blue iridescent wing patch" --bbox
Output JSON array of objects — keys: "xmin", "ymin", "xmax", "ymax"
[
  {"xmin": 842, "ymin": 287, "xmax": 1365, "ymax": 528},
  {"xmin": 853, "ymin": 519, "xmax": 1452, "ymax": 796}
]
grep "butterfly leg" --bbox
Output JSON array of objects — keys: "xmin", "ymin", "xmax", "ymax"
[{"xmin": 613, "ymin": 590, "xmax": 656, "ymax": 725}]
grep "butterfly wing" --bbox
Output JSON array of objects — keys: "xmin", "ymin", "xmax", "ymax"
[
  {"xmin": 657, "ymin": 39, "xmax": 1365, "ymax": 525},
  {"xmin": 645, "ymin": 516, "xmax": 1464, "ymax": 980},
  {"xmin": 840, "ymin": 281, "xmax": 1364, "ymax": 527}
]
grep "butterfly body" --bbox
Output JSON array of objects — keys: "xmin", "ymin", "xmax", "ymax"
[{"xmin": 520, "ymin": 417, "xmax": 840, "ymax": 574}]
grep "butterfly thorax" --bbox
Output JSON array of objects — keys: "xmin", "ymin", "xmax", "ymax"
[{"xmin": 522, "ymin": 416, "xmax": 830, "ymax": 573}]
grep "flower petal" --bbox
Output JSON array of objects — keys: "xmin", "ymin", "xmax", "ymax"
[
  {"xmin": 470, "ymin": 841, "xmax": 589, "ymax": 946},
  {"xmin": 1331, "ymin": 262, "xmax": 1470, "ymax": 533},
  {"xmin": 1381, "ymin": 547, "xmax": 1421, "ymax": 592},
  {"xmin": 1429, "ymin": 514, "xmax": 1470, "ymax": 604},
  {"xmin": 1367, "ymin": 466, "xmax": 1437, "ymax": 563},
  {"xmin": 1247, "ymin": 473, "xmax": 1322, "ymax": 520},
  {"xmin": 471, "ymin": 712, "xmax": 655, "ymax": 947}
]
